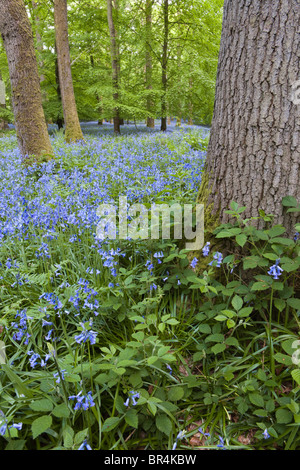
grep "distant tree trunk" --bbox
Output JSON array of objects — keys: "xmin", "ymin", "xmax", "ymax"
[
  {"xmin": 198, "ymin": 0, "xmax": 300, "ymax": 233},
  {"xmin": 188, "ymin": 77, "xmax": 193, "ymax": 125},
  {"xmin": 0, "ymin": 0, "xmax": 53, "ymax": 160},
  {"xmin": 54, "ymin": 0, "xmax": 83, "ymax": 143},
  {"xmin": 107, "ymin": 0, "xmax": 121, "ymax": 134},
  {"xmin": 31, "ymin": 1, "xmax": 45, "ymax": 85},
  {"xmin": 145, "ymin": 0, "xmax": 154, "ymax": 128},
  {"xmin": 161, "ymin": 0, "xmax": 169, "ymax": 132},
  {"xmin": 54, "ymin": 42, "xmax": 64, "ymax": 130},
  {"xmin": 0, "ymin": 72, "xmax": 8, "ymax": 131}
]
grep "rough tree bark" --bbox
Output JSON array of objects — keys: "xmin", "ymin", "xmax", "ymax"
[
  {"xmin": 145, "ymin": 0, "xmax": 154, "ymax": 128},
  {"xmin": 161, "ymin": 0, "xmax": 169, "ymax": 132},
  {"xmin": 54, "ymin": 0, "xmax": 83, "ymax": 143},
  {"xmin": 0, "ymin": 0, "xmax": 53, "ymax": 160},
  {"xmin": 198, "ymin": 0, "xmax": 300, "ymax": 233},
  {"xmin": 107, "ymin": 0, "xmax": 121, "ymax": 134}
]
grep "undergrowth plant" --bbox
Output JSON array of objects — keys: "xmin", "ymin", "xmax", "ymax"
[{"xmin": 0, "ymin": 127, "xmax": 299, "ymax": 450}]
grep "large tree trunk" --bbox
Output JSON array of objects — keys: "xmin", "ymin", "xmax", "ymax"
[
  {"xmin": 198, "ymin": 0, "xmax": 300, "ymax": 233},
  {"xmin": 145, "ymin": 0, "xmax": 154, "ymax": 129},
  {"xmin": 0, "ymin": 0, "xmax": 53, "ymax": 160},
  {"xmin": 107, "ymin": 0, "xmax": 121, "ymax": 135},
  {"xmin": 54, "ymin": 0, "xmax": 83, "ymax": 143},
  {"xmin": 160, "ymin": 0, "xmax": 168, "ymax": 132}
]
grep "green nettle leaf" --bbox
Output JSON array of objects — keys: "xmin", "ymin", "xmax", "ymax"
[
  {"xmin": 232, "ymin": 295, "xmax": 243, "ymax": 311},
  {"xmin": 198, "ymin": 324, "xmax": 211, "ymax": 334},
  {"xmin": 125, "ymin": 409, "xmax": 139, "ymax": 429},
  {"xmin": 251, "ymin": 281, "xmax": 270, "ymax": 292},
  {"xmin": 102, "ymin": 417, "xmax": 121, "ymax": 433},
  {"xmin": 74, "ymin": 428, "xmax": 89, "ymax": 446},
  {"xmin": 238, "ymin": 307, "xmax": 253, "ymax": 317},
  {"xmin": 274, "ymin": 298, "xmax": 286, "ymax": 312},
  {"xmin": 63, "ymin": 425, "xmax": 74, "ymax": 449},
  {"xmin": 275, "ymin": 408, "xmax": 293, "ymax": 424},
  {"xmin": 287, "ymin": 298, "xmax": 300, "ymax": 311},
  {"xmin": 168, "ymin": 387, "xmax": 185, "ymax": 402},
  {"xmin": 243, "ymin": 256, "xmax": 260, "ymax": 269},
  {"xmin": 249, "ymin": 393, "xmax": 264, "ymax": 408},
  {"xmin": 282, "ymin": 196, "xmax": 298, "ymax": 208},
  {"xmin": 211, "ymin": 343, "xmax": 226, "ymax": 354},
  {"xmin": 32, "ymin": 415, "xmax": 53, "ymax": 439},
  {"xmin": 155, "ymin": 414, "xmax": 173, "ymax": 436},
  {"xmin": 52, "ymin": 404, "xmax": 70, "ymax": 418},
  {"xmin": 205, "ymin": 334, "xmax": 225, "ymax": 343},
  {"xmin": 236, "ymin": 234, "xmax": 247, "ymax": 247},
  {"xmin": 29, "ymin": 399, "xmax": 54, "ymax": 412}
]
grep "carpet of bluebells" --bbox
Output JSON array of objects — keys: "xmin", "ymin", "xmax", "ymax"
[{"xmin": 0, "ymin": 124, "xmax": 300, "ymax": 451}]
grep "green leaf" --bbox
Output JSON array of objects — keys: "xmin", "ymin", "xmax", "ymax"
[
  {"xmin": 275, "ymin": 409, "xmax": 293, "ymax": 424},
  {"xmin": 205, "ymin": 334, "xmax": 224, "ymax": 343},
  {"xmin": 282, "ymin": 196, "xmax": 298, "ymax": 208},
  {"xmin": 287, "ymin": 298, "xmax": 300, "ymax": 311},
  {"xmin": 168, "ymin": 387, "xmax": 185, "ymax": 401},
  {"xmin": 238, "ymin": 307, "xmax": 253, "ymax": 317},
  {"xmin": 155, "ymin": 415, "xmax": 173, "ymax": 436},
  {"xmin": 30, "ymin": 399, "xmax": 53, "ymax": 412},
  {"xmin": 291, "ymin": 369, "xmax": 300, "ymax": 386},
  {"xmin": 63, "ymin": 425, "xmax": 74, "ymax": 448},
  {"xmin": 232, "ymin": 295, "xmax": 243, "ymax": 311},
  {"xmin": 249, "ymin": 393, "xmax": 264, "ymax": 408},
  {"xmin": 211, "ymin": 343, "xmax": 226, "ymax": 354},
  {"xmin": 251, "ymin": 281, "xmax": 270, "ymax": 292},
  {"xmin": 236, "ymin": 234, "xmax": 247, "ymax": 247},
  {"xmin": 125, "ymin": 409, "xmax": 139, "ymax": 429},
  {"xmin": 102, "ymin": 417, "xmax": 121, "ymax": 433},
  {"xmin": 32, "ymin": 415, "xmax": 52, "ymax": 439},
  {"xmin": 52, "ymin": 404, "xmax": 70, "ymax": 418}
]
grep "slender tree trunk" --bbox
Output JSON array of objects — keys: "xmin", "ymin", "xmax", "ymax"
[
  {"xmin": 54, "ymin": 43, "xmax": 64, "ymax": 130},
  {"xmin": 107, "ymin": 0, "xmax": 121, "ymax": 134},
  {"xmin": 161, "ymin": 0, "xmax": 168, "ymax": 132},
  {"xmin": 0, "ymin": 72, "xmax": 8, "ymax": 131},
  {"xmin": 31, "ymin": 1, "xmax": 45, "ymax": 85},
  {"xmin": 188, "ymin": 78, "xmax": 193, "ymax": 125},
  {"xmin": 146, "ymin": 0, "xmax": 154, "ymax": 128},
  {"xmin": 0, "ymin": 0, "xmax": 52, "ymax": 160},
  {"xmin": 198, "ymin": 0, "xmax": 300, "ymax": 233},
  {"xmin": 54, "ymin": 0, "xmax": 83, "ymax": 143}
]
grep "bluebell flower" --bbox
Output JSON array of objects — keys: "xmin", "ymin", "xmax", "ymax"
[
  {"xmin": 217, "ymin": 436, "xmax": 226, "ymax": 449},
  {"xmin": 68, "ymin": 391, "xmax": 95, "ymax": 411},
  {"xmin": 268, "ymin": 259, "xmax": 283, "ymax": 280},
  {"xmin": 74, "ymin": 323, "xmax": 98, "ymax": 345},
  {"xmin": 78, "ymin": 439, "xmax": 92, "ymax": 450},
  {"xmin": 124, "ymin": 390, "xmax": 140, "ymax": 407},
  {"xmin": 172, "ymin": 430, "xmax": 185, "ymax": 450},
  {"xmin": 190, "ymin": 257, "xmax": 198, "ymax": 269},
  {"xmin": 198, "ymin": 427, "xmax": 210, "ymax": 437},
  {"xmin": 202, "ymin": 242, "xmax": 210, "ymax": 257},
  {"xmin": 263, "ymin": 429, "xmax": 270, "ymax": 439},
  {"xmin": 209, "ymin": 252, "xmax": 223, "ymax": 268}
]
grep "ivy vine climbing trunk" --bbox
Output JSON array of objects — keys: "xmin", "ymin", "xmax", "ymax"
[
  {"xmin": 0, "ymin": 0, "xmax": 53, "ymax": 161},
  {"xmin": 54, "ymin": 0, "xmax": 83, "ymax": 143},
  {"xmin": 107, "ymin": 0, "xmax": 121, "ymax": 135},
  {"xmin": 198, "ymin": 0, "xmax": 300, "ymax": 234}
]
